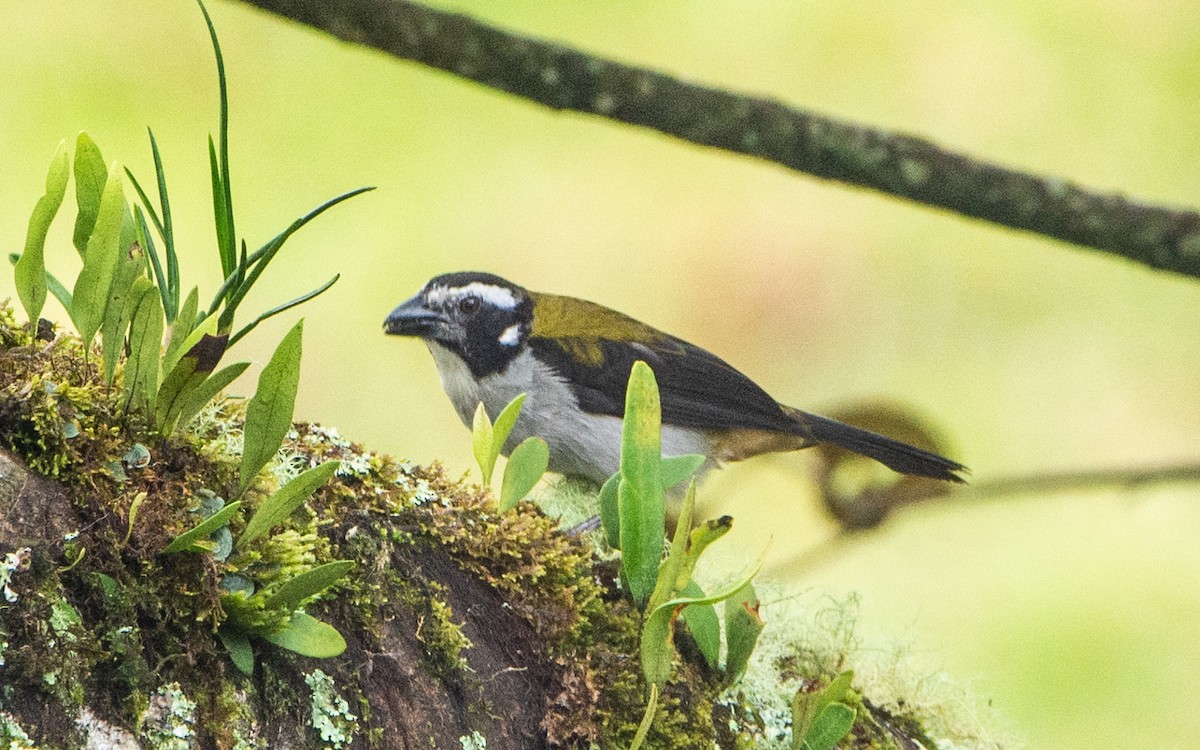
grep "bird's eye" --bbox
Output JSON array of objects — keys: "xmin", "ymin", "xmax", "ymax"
[{"xmin": 458, "ymin": 296, "xmax": 481, "ymax": 314}]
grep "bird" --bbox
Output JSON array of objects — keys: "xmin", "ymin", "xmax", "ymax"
[{"xmin": 383, "ymin": 271, "xmax": 965, "ymax": 487}]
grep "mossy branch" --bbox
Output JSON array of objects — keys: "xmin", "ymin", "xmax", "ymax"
[{"xmin": 237, "ymin": 0, "xmax": 1200, "ymax": 279}]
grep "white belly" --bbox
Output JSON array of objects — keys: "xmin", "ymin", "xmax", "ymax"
[{"xmin": 427, "ymin": 342, "xmax": 712, "ymax": 484}]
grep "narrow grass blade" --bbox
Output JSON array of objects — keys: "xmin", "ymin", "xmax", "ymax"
[
  {"xmin": 218, "ymin": 187, "xmax": 373, "ymax": 328},
  {"xmin": 15, "ymin": 141, "xmax": 69, "ymax": 324},
  {"xmin": 227, "ymin": 274, "xmax": 339, "ymax": 348},
  {"xmin": 164, "ymin": 287, "xmax": 200, "ymax": 370}
]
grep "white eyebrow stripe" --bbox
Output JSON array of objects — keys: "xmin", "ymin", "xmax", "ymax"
[
  {"xmin": 427, "ymin": 282, "xmax": 518, "ymax": 309},
  {"xmin": 498, "ymin": 324, "xmax": 522, "ymax": 346}
]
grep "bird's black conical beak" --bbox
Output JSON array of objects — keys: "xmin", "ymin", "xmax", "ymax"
[{"xmin": 384, "ymin": 294, "xmax": 445, "ymax": 337}]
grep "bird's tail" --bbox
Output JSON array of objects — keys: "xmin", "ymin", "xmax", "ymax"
[{"xmin": 783, "ymin": 407, "xmax": 966, "ymax": 482}]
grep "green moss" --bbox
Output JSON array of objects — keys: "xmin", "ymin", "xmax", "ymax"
[{"xmin": 0, "ymin": 711, "xmax": 37, "ymax": 750}]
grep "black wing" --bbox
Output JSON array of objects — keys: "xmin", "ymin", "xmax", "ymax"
[{"xmin": 529, "ymin": 334, "xmax": 798, "ymax": 433}]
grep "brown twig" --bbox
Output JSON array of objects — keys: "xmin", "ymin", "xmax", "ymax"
[{"xmin": 238, "ymin": 0, "xmax": 1200, "ymax": 279}]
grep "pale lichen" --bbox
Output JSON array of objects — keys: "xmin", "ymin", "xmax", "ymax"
[
  {"xmin": 141, "ymin": 682, "xmax": 198, "ymax": 750},
  {"xmin": 305, "ymin": 669, "xmax": 358, "ymax": 750}
]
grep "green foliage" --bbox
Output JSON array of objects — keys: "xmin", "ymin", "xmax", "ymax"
[
  {"xmin": 260, "ymin": 612, "xmax": 347, "ymax": 659},
  {"xmin": 240, "ymin": 460, "xmax": 339, "ymax": 546},
  {"xmin": 791, "ymin": 670, "xmax": 859, "ymax": 750},
  {"xmin": 470, "ymin": 394, "xmax": 550, "ymax": 511},
  {"xmin": 604, "ymin": 361, "xmax": 766, "ymax": 749},
  {"xmin": 71, "ymin": 165, "xmax": 126, "ymax": 347},
  {"xmin": 239, "ymin": 320, "xmax": 303, "ymax": 495},
  {"xmin": 617, "ymin": 361, "xmax": 666, "ymax": 608},
  {"xmin": 122, "ymin": 278, "xmax": 165, "ymax": 412},
  {"xmin": 723, "ymin": 582, "xmax": 763, "ymax": 684},
  {"xmin": 163, "ymin": 501, "xmax": 243, "ymax": 554},
  {"xmin": 14, "ymin": 140, "xmax": 68, "ymax": 324},
  {"xmin": 71, "ymin": 132, "xmax": 107, "ymax": 256}
]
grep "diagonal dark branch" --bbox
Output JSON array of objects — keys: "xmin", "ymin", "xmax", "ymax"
[{"xmin": 239, "ymin": 0, "xmax": 1200, "ymax": 280}]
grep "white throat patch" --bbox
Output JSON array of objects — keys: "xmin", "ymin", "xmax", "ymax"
[{"xmin": 426, "ymin": 282, "xmax": 518, "ymax": 310}]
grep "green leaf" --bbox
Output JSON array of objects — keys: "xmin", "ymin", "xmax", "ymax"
[
  {"xmin": 800, "ymin": 703, "xmax": 856, "ymax": 750},
  {"xmin": 498, "ymin": 437, "xmax": 548, "ymax": 511},
  {"xmin": 199, "ymin": 0, "xmax": 237, "ymax": 280},
  {"xmin": 101, "ymin": 236, "xmax": 148, "ymax": 384},
  {"xmin": 791, "ymin": 670, "xmax": 857, "ymax": 749},
  {"xmin": 491, "ymin": 393, "xmax": 525, "ymax": 455},
  {"xmin": 598, "ymin": 473, "xmax": 621, "ymax": 548},
  {"xmin": 219, "ymin": 628, "xmax": 254, "ymax": 675},
  {"xmin": 171, "ymin": 361, "xmax": 250, "ymax": 431},
  {"xmin": 239, "ymin": 320, "xmax": 304, "ymax": 494},
  {"xmin": 723, "ymin": 582, "xmax": 763, "ymax": 683},
  {"xmin": 660, "ymin": 454, "xmax": 706, "ymax": 490},
  {"xmin": 164, "ymin": 287, "xmax": 200, "ymax": 367},
  {"xmin": 72, "ymin": 165, "xmax": 127, "ymax": 346},
  {"xmin": 123, "ymin": 278, "xmax": 164, "ymax": 412},
  {"xmin": 147, "ymin": 129, "xmax": 178, "ymax": 318},
  {"xmin": 72, "ymin": 132, "xmax": 107, "ymax": 256},
  {"xmin": 155, "ymin": 332, "xmax": 228, "ymax": 433},
  {"xmin": 648, "ymin": 481, "xmax": 697, "ymax": 612},
  {"xmin": 261, "ymin": 612, "xmax": 346, "ymax": 658},
  {"xmin": 163, "ymin": 303, "xmax": 218, "ymax": 376},
  {"xmin": 214, "ymin": 187, "xmax": 373, "ymax": 328},
  {"xmin": 472, "ymin": 402, "xmax": 494, "ymax": 484},
  {"xmin": 227, "ymin": 274, "xmax": 339, "ymax": 347},
  {"xmin": 15, "ymin": 140, "xmax": 69, "ymax": 324},
  {"xmin": 263, "ymin": 560, "xmax": 354, "ymax": 613},
  {"xmin": 679, "ymin": 581, "xmax": 720, "ymax": 670},
  {"xmin": 240, "ymin": 459, "xmax": 338, "ymax": 546},
  {"xmin": 640, "ymin": 563, "xmax": 763, "ymax": 687},
  {"xmin": 618, "ymin": 361, "xmax": 666, "ymax": 608},
  {"xmin": 163, "ymin": 500, "xmax": 241, "ymax": 553}
]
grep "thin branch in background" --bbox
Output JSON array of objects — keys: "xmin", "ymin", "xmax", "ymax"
[{"xmin": 239, "ymin": 0, "xmax": 1200, "ymax": 280}]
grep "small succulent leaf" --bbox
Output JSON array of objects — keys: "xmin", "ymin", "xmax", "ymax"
[
  {"xmin": 171, "ymin": 361, "xmax": 250, "ymax": 431},
  {"xmin": 102, "ymin": 238, "xmax": 148, "ymax": 384},
  {"xmin": 660, "ymin": 454, "xmax": 706, "ymax": 490},
  {"xmin": 262, "ymin": 612, "xmax": 347, "ymax": 658},
  {"xmin": 239, "ymin": 319, "xmax": 303, "ymax": 494},
  {"xmin": 72, "ymin": 132, "xmax": 108, "ymax": 256},
  {"xmin": 263, "ymin": 560, "xmax": 354, "ymax": 613},
  {"xmin": 801, "ymin": 703, "xmax": 857, "ymax": 750},
  {"xmin": 598, "ymin": 473, "xmax": 621, "ymax": 548},
  {"xmin": 240, "ymin": 460, "xmax": 338, "ymax": 547},
  {"xmin": 678, "ymin": 580, "xmax": 720, "ymax": 670},
  {"xmin": 219, "ymin": 628, "xmax": 254, "ymax": 675},
  {"xmin": 15, "ymin": 140, "xmax": 69, "ymax": 324},
  {"xmin": 491, "ymin": 393, "xmax": 526, "ymax": 457},
  {"xmin": 164, "ymin": 287, "xmax": 200, "ymax": 367},
  {"xmin": 72, "ymin": 164, "xmax": 127, "ymax": 345},
  {"xmin": 791, "ymin": 670, "xmax": 857, "ymax": 748},
  {"xmin": 163, "ymin": 501, "xmax": 241, "ymax": 553},
  {"xmin": 618, "ymin": 361, "xmax": 665, "ymax": 608},
  {"xmin": 123, "ymin": 278, "xmax": 164, "ymax": 412},
  {"xmin": 498, "ymin": 437, "xmax": 548, "ymax": 511},
  {"xmin": 471, "ymin": 402, "xmax": 494, "ymax": 484},
  {"xmin": 723, "ymin": 582, "xmax": 764, "ymax": 683}
]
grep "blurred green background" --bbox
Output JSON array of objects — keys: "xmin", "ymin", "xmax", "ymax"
[{"xmin": 3, "ymin": 1, "xmax": 1200, "ymax": 747}]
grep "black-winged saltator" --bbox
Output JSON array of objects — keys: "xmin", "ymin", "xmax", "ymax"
[{"xmin": 384, "ymin": 272, "xmax": 965, "ymax": 486}]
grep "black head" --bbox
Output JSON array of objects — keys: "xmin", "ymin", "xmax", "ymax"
[{"xmin": 384, "ymin": 272, "xmax": 534, "ymax": 376}]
